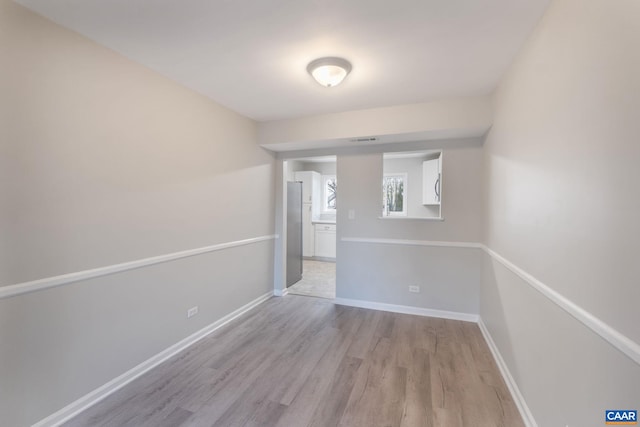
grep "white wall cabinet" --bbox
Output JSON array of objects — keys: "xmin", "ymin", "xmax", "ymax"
[
  {"xmin": 294, "ymin": 171, "xmax": 321, "ymax": 211},
  {"xmin": 314, "ymin": 224, "xmax": 336, "ymax": 259},
  {"xmin": 294, "ymin": 171, "xmax": 321, "ymax": 257},
  {"xmin": 422, "ymin": 155, "xmax": 442, "ymax": 205}
]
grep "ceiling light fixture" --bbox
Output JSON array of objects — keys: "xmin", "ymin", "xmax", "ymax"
[{"xmin": 307, "ymin": 57, "xmax": 352, "ymax": 87}]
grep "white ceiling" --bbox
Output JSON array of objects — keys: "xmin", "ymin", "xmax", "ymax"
[{"xmin": 16, "ymin": 0, "xmax": 550, "ymax": 122}]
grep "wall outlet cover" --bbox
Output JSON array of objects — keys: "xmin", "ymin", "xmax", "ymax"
[{"xmin": 187, "ymin": 306, "xmax": 199, "ymax": 318}]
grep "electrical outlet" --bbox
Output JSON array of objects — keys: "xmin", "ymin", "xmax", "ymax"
[
  {"xmin": 409, "ymin": 285, "xmax": 420, "ymax": 293},
  {"xmin": 187, "ymin": 306, "xmax": 198, "ymax": 318}
]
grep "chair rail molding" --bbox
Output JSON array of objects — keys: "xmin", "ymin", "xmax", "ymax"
[
  {"xmin": 482, "ymin": 244, "xmax": 640, "ymax": 366},
  {"xmin": 0, "ymin": 235, "xmax": 277, "ymax": 300},
  {"xmin": 341, "ymin": 236, "xmax": 640, "ymax": 366},
  {"xmin": 341, "ymin": 236, "xmax": 482, "ymax": 249}
]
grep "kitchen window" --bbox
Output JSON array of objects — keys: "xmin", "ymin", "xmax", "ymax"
[
  {"xmin": 323, "ymin": 175, "xmax": 336, "ymax": 212},
  {"xmin": 383, "ymin": 173, "xmax": 407, "ymax": 216}
]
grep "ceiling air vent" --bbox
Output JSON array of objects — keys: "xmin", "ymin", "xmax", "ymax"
[{"xmin": 350, "ymin": 137, "xmax": 378, "ymax": 143}]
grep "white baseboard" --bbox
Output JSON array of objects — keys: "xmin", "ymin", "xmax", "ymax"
[
  {"xmin": 341, "ymin": 236, "xmax": 640, "ymax": 366},
  {"xmin": 477, "ymin": 318, "xmax": 537, "ymax": 427},
  {"xmin": 33, "ymin": 292, "xmax": 273, "ymax": 427},
  {"xmin": 333, "ymin": 297, "xmax": 479, "ymax": 323},
  {"xmin": 273, "ymin": 287, "xmax": 289, "ymax": 297}
]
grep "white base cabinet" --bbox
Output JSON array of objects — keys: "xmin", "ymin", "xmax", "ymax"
[
  {"xmin": 314, "ymin": 224, "xmax": 336, "ymax": 259},
  {"xmin": 302, "ymin": 204, "xmax": 314, "ymax": 257}
]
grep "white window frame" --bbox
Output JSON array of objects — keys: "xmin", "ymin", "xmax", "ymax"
[
  {"xmin": 382, "ymin": 173, "xmax": 407, "ymax": 217},
  {"xmin": 322, "ymin": 175, "xmax": 337, "ymax": 213}
]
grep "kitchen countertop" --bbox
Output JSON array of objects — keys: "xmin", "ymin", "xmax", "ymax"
[{"xmin": 312, "ymin": 220, "xmax": 336, "ymax": 225}]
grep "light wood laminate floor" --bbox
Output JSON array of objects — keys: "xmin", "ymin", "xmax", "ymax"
[{"xmin": 63, "ymin": 295, "xmax": 524, "ymax": 427}]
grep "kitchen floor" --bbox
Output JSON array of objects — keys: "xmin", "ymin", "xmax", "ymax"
[{"xmin": 287, "ymin": 260, "xmax": 336, "ymax": 299}]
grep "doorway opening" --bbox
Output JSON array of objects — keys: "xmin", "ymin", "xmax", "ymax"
[{"xmin": 284, "ymin": 155, "xmax": 337, "ymax": 299}]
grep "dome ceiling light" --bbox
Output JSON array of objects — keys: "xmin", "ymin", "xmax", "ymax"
[{"xmin": 306, "ymin": 57, "xmax": 352, "ymax": 88}]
